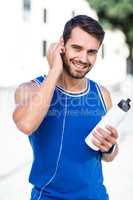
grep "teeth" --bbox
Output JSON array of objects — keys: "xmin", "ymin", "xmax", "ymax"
[
  {"xmin": 75, "ymin": 64, "xmax": 83, "ymax": 69},
  {"xmin": 75, "ymin": 63, "xmax": 85, "ymax": 69},
  {"xmin": 72, "ymin": 61, "xmax": 85, "ymax": 69}
]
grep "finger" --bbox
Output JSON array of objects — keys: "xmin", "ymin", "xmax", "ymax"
[
  {"xmin": 93, "ymin": 137, "xmax": 113, "ymax": 152},
  {"xmin": 105, "ymin": 125, "xmax": 119, "ymax": 139},
  {"xmin": 99, "ymin": 144, "xmax": 112, "ymax": 152},
  {"xmin": 92, "ymin": 139, "xmax": 110, "ymax": 152},
  {"xmin": 93, "ymin": 128, "xmax": 118, "ymax": 152},
  {"xmin": 47, "ymin": 43, "xmax": 57, "ymax": 59},
  {"xmin": 93, "ymin": 132, "xmax": 114, "ymax": 150},
  {"xmin": 48, "ymin": 43, "xmax": 59, "ymax": 53},
  {"xmin": 47, "ymin": 43, "xmax": 60, "ymax": 66},
  {"xmin": 93, "ymin": 130, "xmax": 103, "ymax": 143},
  {"xmin": 96, "ymin": 127, "xmax": 110, "ymax": 134},
  {"xmin": 91, "ymin": 136, "xmax": 102, "ymax": 148},
  {"xmin": 48, "ymin": 43, "xmax": 63, "ymax": 56},
  {"xmin": 55, "ymin": 42, "xmax": 64, "ymax": 54},
  {"xmin": 96, "ymin": 127, "xmax": 117, "ymax": 144}
]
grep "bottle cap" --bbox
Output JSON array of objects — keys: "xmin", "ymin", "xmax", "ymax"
[{"xmin": 118, "ymin": 98, "xmax": 131, "ymax": 112}]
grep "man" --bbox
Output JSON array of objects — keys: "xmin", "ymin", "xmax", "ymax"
[{"xmin": 13, "ymin": 15, "xmax": 119, "ymax": 200}]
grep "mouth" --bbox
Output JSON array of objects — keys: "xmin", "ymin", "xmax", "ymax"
[{"xmin": 71, "ymin": 60, "xmax": 89, "ymax": 72}]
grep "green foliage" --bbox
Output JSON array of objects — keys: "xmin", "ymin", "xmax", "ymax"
[{"xmin": 86, "ymin": 0, "xmax": 133, "ymax": 57}]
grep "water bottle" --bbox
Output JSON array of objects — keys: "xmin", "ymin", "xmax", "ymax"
[{"xmin": 85, "ymin": 98, "xmax": 131, "ymax": 151}]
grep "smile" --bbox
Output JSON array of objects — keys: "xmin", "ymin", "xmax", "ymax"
[{"xmin": 71, "ymin": 60, "xmax": 87, "ymax": 70}]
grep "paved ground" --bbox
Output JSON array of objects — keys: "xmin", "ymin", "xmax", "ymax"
[{"xmin": 0, "ymin": 76, "xmax": 133, "ymax": 200}]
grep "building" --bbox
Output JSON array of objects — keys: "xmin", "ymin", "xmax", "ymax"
[{"xmin": 0, "ymin": 0, "xmax": 128, "ymax": 86}]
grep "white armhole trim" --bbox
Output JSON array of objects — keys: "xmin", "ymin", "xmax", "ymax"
[
  {"xmin": 34, "ymin": 78, "xmax": 42, "ymax": 86},
  {"xmin": 95, "ymin": 83, "xmax": 107, "ymax": 113},
  {"xmin": 32, "ymin": 76, "xmax": 45, "ymax": 87}
]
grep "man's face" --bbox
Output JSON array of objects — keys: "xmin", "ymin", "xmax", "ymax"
[{"xmin": 62, "ymin": 27, "xmax": 101, "ymax": 79}]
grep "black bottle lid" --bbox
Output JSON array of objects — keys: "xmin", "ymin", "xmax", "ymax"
[{"xmin": 118, "ymin": 98, "xmax": 131, "ymax": 112}]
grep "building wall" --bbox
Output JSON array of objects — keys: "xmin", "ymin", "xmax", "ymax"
[
  {"xmin": 29, "ymin": 0, "xmax": 98, "ymax": 79},
  {"xmin": 0, "ymin": 0, "xmax": 128, "ymax": 86}
]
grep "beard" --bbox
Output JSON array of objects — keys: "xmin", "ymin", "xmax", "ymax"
[{"xmin": 61, "ymin": 53, "xmax": 92, "ymax": 79}]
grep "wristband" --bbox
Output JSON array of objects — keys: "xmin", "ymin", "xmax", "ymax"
[{"xmin": 102, "ymin": 144, "xmax": 116, "ymax": 154}]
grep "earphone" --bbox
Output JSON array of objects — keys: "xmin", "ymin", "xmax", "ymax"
[{"xmin": 37, "ymin": 95, "xmax": 68, "ymax": 200}]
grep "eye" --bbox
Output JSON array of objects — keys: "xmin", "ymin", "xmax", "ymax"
[
  {"xmin": 72, "ymin": 45, "xmax": 81, "ymax": 51},
  {"xmin": 87, "ymin": 50, "xmax": 98, "ymax": 56}
]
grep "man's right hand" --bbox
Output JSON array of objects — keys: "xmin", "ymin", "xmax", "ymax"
[
  {"xmin": 47, "ymin": 42, "xmax": 64, "ymax": 75},
  {"xmin": 13, "ymin": 42, "xmax": 65, "ymax": 135},
  {"xmin": 13, "ymin": 41, "xmax": 65, "ymax": 135}
]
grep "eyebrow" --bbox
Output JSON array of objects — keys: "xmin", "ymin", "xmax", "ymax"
[
  {"xmin": 71, "ymin": 44, "xmax": 82, "ymax": 49},
  {"xmin": 87, "ymin": 49, "xmax": 98, "ymax": 53},
  {"xmin": 71, "ymin": 44, "xmax": 98, "ymax": 53}
]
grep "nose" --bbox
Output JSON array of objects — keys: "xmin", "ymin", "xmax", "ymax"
[{"xmin": 79, "ymin": 51, "xmax": 88, "ymax": 63}]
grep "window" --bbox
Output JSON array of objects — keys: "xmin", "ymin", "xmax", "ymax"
[
  {"xmin": 23, "ymin": 0, "xmax": 31, "ymax": 21},
  {"xmin": 72, "ymin": 10, "xmax": 75, "ymax": 17},
  {"xmin": 43, "ymin": 41, "xmax": 47, "ymax": 57},
  {"xmin": 101, "ymin": 44, "xmax": 105, "ymax": 59},
  {"xmin": 23, "ymin": 0, "xmax": 31, "ymax": 11},
  {"xmin": 44, "ymin": 9, "xmax": 47, "ymax": 23}
]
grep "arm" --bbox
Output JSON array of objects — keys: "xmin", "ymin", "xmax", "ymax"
[
  {"xmin": 13, "ymin": 42, "xmax": 63, "ymax": 135},
  {"xmin": 92, "ymin": 86, "xmax": 119, "ymax": 162}
]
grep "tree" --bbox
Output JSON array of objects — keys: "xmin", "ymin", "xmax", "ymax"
[{"xmin": 86, "ymin": 0, "xmax": 133, "ymax": 74}]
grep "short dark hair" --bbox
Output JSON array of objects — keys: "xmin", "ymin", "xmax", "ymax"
[{"xmin": 63, "ymin": 15, "xmax": 105, "ymax": 45}]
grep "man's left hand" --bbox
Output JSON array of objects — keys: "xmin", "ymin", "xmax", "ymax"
[{"xmin": 92, "ymin": 125, "xmax": 118, "ymax": 152}]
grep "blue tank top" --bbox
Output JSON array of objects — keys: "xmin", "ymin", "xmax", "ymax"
[{"xmin": 28, "ymin": 76, "xmax": 109, "ymax": 200}]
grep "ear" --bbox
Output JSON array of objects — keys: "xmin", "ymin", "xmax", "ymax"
[
  {"xmin": 59, "ymin": 36, "xmax": 64, "ymax": 45},
  {"xmin": 59, "ymin": 36, "xmax": 65, "ymax": 53}
]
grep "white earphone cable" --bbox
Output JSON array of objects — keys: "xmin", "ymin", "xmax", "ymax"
[{"xmin": 37, "ymin": 95, "xmax": 68, "ymax": 200}]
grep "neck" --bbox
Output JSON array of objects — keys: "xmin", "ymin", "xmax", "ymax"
[{"xmin": 57, "ymin": 72, "xmax": 86, "ymax": 92}]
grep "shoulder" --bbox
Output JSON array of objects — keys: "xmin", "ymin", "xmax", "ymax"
[
  {"xmin": 14, "ymin": 81, "xmax": 38, "ymax": 105},
  {"xmin": 14, "ymin": 75, "xmax": 46, "ymax": 105}
]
